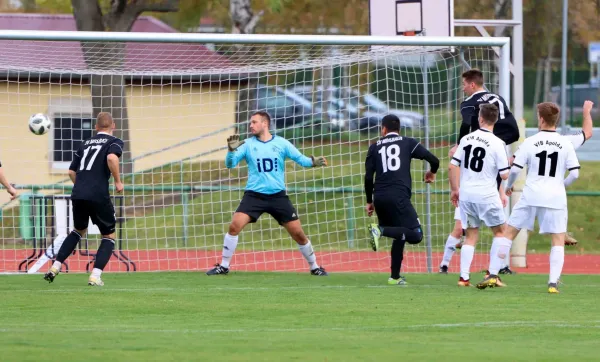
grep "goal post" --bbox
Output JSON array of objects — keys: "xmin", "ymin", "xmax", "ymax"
[{"xmin": 0, "ymin": 30, "xmax": 512, "ymax": 274}]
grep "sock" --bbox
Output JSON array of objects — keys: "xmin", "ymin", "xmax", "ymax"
[
  {"xmin": 55, "ymin": 230, "xmax": 82, "ymax": 264},
  {"xmin": 488, "ymin": 237, "xmax": 508, "ymax": 275},
  {"xmin": 390, "ymin": 239, "xmax": 406, "ymax": 279},
  {"xmin": 440, "ymin": 235, "xmax": 460, "ymax": 267},
  {"xmin": 549, "ymin": 246, "xmax": 565, "ymax": 284},
  {"xmin": 93, "ymin": 238, "xmax": 115, "ymax": 271},
  {"xmin": 91, "ymin": 268, "xmax": 102, "ymax": 279},
  {"xmin": 220, "ymin": 233, "xmax": 239, "ymax": 269},
  {"xmin": 298, "ymin": 240, "xmax": 319, "ymax": 270},
  {"xmin": 51, "ymin": 261, "xmax": 62, "ymax": 271},
  {"xmin": 380, "ymin": 226, "xmax": 423, "ymax": 244},
  {"xmin": 460, "ymin": 245, "xmax": 475, "ymax": 280}
]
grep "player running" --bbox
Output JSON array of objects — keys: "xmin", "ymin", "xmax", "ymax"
[
  {"xmin": 476, "ymin": 102, "xmax": 580, "ymax": 293},
  {"xmin": 448, "ymin": 104, "xmax": 510, "ymax": 287},
  {"xmin": 44, "ymin": 112, "xmax": 124, "ymax": 286},
  {"xmin": 365, "ymin": 114, "xmax": 440, "ymax": 285}
]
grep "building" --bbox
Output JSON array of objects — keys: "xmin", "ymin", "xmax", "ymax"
[{"xmin": 0, "ymin": 13, "xmax": 243, "ymax": 204}]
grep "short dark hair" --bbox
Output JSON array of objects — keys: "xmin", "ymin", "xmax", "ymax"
[
  {"xmin": 462, "ymin": 69, "xmax": 484, "ymax": 86},
  {"xmin": 479, "ymin": 104, "xmax": 499, "ymax": 124},
  {"xmin": 537, "ymin": 102, "xmax": 560, "ymax": 127},
  {"xmin": 381, "ymin": 114, "xmax": 400, "ymax": 132},
  {"xmin": 252, "ymin": 110, "xmax": 271, "ymax": 126}
]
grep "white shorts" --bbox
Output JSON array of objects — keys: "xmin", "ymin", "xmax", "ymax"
[
  {"xmin": 507, "ymin": 202, "xmax": 568, "ymax": 234},
  {"xmin": 459, "ymin": 200, "xmax": 506, "ymax": 229}
]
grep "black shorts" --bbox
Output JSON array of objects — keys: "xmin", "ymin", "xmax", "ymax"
[
  {"xmin": 236, "ymin": 191, "xmax": 299, "ymax": 225},
  {"xmin": 373, "ymin": 194, "xmax": 420, "ymax": 229},
  {"xmin": 494, "ymin": 122, "xmax": 520, "ymax": 145},
  {"xmin": 71, "ymin": 199, "xmax": 116, "ymax": 235}
]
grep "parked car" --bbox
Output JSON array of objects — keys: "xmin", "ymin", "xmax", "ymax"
[
  {"xmin": 289, "ymin": 85, "xmax": 349, "ymax": 130},
  {"xmin": 237, "ymin": 84, "xmax": 316, "ymax": 130}
]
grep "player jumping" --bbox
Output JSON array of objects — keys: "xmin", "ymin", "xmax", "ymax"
[
  {"xmin": 365, "ymin": 114, "xmax": 440, "ymax": 285},
  {"xmin": 206, "ymin": 111, "xmax": 329, "ymax": 276},
  {"xmin": 439, "ymin": 68, "xmax": 519, "ymax": 274},
  {"xmin": 476, "ymin": 102, "xmax": 580, "ymax": 293},
  {"xmin": 44, "ymin": 112, "xmax": 124, "ymax": 286},
  {"xmin": 448, "ymin": 104, "xmax": 510, "ymax": 287}
]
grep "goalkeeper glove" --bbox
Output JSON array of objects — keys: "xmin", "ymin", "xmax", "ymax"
[
  {"xmin": 311, "ymin": 155, "xmax": 327, "ymax": 167},
  {"xmin": 227, "ymin": 135, "xmax": 245, "ymax": 152}
]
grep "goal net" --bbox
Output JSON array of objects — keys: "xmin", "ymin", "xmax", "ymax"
[{"xmin": 0, "ymin": 33, "xmax": 507, "ymax": 274}]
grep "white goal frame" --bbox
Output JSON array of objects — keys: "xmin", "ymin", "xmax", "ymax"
[{"xmin": 0, "ymin": 30, "xmax": 512, "ymax": 273}]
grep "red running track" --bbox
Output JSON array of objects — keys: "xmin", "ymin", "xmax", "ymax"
[{"xmin": 1, "ymin": 250, "xmax": 599, "ymax": 274}]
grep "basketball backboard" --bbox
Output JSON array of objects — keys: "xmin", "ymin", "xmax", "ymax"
[{"xmin": 369, "ymin": 0, "xmax": 454, "ymax": 37}]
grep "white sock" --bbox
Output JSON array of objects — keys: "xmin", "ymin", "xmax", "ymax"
[
  {"xmin": 500, "ymin": 253, "xmax": 509, "ymax": 269},
  {"xmin": 220, "ymin": 233, "xmax": 238, "ymax": 269},
  {"xmin": 549, "ymin": 246, "xmax": 565, "ymax": 284},
  {"xmin": 51, "ymin": 261, "xmax": 62, "ymax": 271},
  {"xmin": 489, "ymin": 237, "xmax": 511, "ymax": 275},
  {"xmin": 298, "ymin": 240, "xmax": 319, "ymax": 270},
  {"xmin": 91, "ymin": 268, "xmax": 102, "ymax": 279},
  {"xmin": 441, "ymin": 235, "xmax": 460, "ymax": 267},
  {"xmin": 460, "ymin": 245, "xmax": 475, "ymax": 280}
]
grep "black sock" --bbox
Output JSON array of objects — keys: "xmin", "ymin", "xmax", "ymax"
[
  {"xmin": 56, "ymin": 230, "xmax": 82, "ymax": 263},
  {"xmin": 93, "ymin": 238, "xmax": 115, "ymax": 270},
  {"xmin": 390, "ymin": 239, "xmax": 406, "ymax": 279},
  {"xmin": 381, "ymin": 226, "xmax": 423, "ymax": 244}
]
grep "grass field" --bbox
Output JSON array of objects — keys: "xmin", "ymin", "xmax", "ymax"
[{"xmin": 1, "ymin": 272, "xmax": 600, "ymax": 361}]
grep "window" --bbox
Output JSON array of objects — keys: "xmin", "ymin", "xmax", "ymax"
[{"xmin": 52, "ymin": 116, "xmax": 94, "ymax": 170}]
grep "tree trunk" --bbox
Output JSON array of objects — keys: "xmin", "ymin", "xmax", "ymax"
[
  {"xmin": 72, "ymin": 0, "xmax": 133, "ymax": 174},
  {"xmin": 230, "ymin": 0, "xmax": 264, "ymax": 34}
]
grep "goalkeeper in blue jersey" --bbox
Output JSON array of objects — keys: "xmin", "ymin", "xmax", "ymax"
[{"xmin": 206, "ymin": 111, "xmax": 329, "ymax": 276}]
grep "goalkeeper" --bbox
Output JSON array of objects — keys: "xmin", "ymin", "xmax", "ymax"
[{"xmin": 206, "ymin": 111, "xmax": 329, "ymax": 276}]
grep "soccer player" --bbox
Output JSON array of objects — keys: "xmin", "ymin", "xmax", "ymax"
[
  {"xmin": 0, "ymin": 163, "xmax": 17, "ymax": 200},
  {"xmin": 44, "ymin": 112, "xmax": 124, "ymax": 286},
  {"xmin": 448, "ymin": 104, "xmax": 510, "ymax": 287},
  {"xmin": 206, "ymin": 111, "xmax": 329, "ymax": 276},
  {"xmin": 477, "ymin": 102, "xmax": 580, "ymax": 293},
  {"xmin": 439, "ymin": 68, "xmax": 519, "ymax": 274},
  {"xmin": 365, "ymin": 114, "xmax": 440, "ymax": 285},
  {"xmin": 492, "ymin": 100, "xmax": 595, "ymax": 271}
]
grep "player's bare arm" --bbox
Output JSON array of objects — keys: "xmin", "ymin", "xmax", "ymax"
[
  {"xmin": 0, "ymin": 166, "xmax": 17, "ymax": 200},
  {"xmin": 582, "ymin": 100, "xmax": 594, "ymax": 141},
  {"xmin": 107, "ymin": 153, "xmax": 124, "ymax": 193}
]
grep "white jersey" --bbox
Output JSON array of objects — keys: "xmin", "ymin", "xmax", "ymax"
[
  {"xmin": 564, "ymin": 131, "xmax": 586, "ymax": 150},
  {"xmin": 512, "ymin": 131, "xmax": 580, "ymax": 209},
  {"xmin": 451, "ymin": 129, "xmax": 510, "ymax": 202}
]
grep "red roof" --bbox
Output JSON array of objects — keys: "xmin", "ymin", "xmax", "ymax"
[{"xmin": 0, "ymin": 13, "xmax": 232, "ymax": 75}]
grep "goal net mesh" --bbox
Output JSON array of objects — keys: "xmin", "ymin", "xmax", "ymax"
[{"xmin": 0, "ymin": 38, "xmax": 500, "ymax": 274}]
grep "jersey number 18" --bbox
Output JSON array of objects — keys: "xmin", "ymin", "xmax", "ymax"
[{"xmin": 378, "ymin": 144, "xmax": 401, "ymax": 173}]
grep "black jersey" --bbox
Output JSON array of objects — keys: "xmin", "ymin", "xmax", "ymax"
[
  {"xmin": 69, "ymin": 132, "xmax": 124, "ymax": 202},
  {"xmin": 364, "ymin": 133, "xmax": 439, "ymax": 203},
  {"xmin": 459, "ymin": 90, "xmax": 519, "ymax": 145}
]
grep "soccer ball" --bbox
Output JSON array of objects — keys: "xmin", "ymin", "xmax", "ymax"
[{"xmin": 29, "ymin": 113, "xmax": 51, "ymax": 135}]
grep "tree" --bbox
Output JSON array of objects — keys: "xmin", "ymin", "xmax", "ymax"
[{"xmin": 69, "ymin": 0, "xmax": 179, "ymax": 174}]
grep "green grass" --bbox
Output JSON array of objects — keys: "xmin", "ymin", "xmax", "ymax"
[{"xmin": 1, "ymin": 272, "xmax": 600, "ymax": 361}]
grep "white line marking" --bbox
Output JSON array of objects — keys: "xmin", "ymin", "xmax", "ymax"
[{"xmin": 1, "ymin": 321, "xmax": 599, "ymax": 334}]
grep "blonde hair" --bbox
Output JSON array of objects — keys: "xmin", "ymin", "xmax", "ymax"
[{"xmin": 96, "ymin": 112, "xmax": 114, "ymax": 129}]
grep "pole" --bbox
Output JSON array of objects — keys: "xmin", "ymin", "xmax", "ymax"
[
  {"xmin": 422, "ymin": 54, "xmax": 432, "ymax": 273},
  {"xmin": 560, "ymin": 0, "xmax": 568, "ymax": 134}
]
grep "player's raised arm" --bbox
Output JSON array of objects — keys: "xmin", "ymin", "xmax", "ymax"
[
  {"xmin": 582, "ymin": 100, "xmax": 594, "ymax": 141},
  {"xmin": 285, "ymin": 140, "xmax": 327, "ymax": 168},
  {"xmin": 0, "ymin": 163, "xmax": 17, "ymax": 200},
  {"xmin": 224, "ymin": 135, "xmax": 247, "ymax": 169}
]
